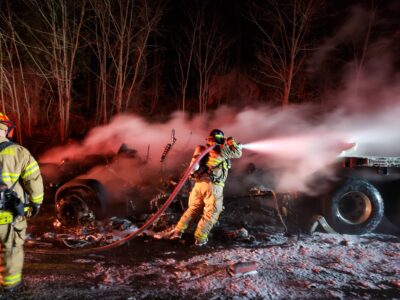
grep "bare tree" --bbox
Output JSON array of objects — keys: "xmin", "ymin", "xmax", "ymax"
[
  {"xmin": 174, "ymin": 11, "xmax": 199, "ymax": 115},
  {"xmin": 0, "ymin": 33, "xmax": 18, "ymax": 137},
  {"xmin": 86, "ymin": 0, "xmax": 112, "ymax": 124},
  {"xmin": 174, "ymin": 2, "xmax": 232, "ymax": 114},
  {"xmin": 19, "ymin": 0, "xmax": 87, "ymax": 142},
  {"xmin": 88, "ymin": 0, "xmax": 164, "ymax": 118},
  {"xmin": 0, "ymin": 8, "xmax": 31, "ymax": 142},
  {"xmin": 248, "ymin": 0, "xmax": 322, "ymax": 107},
  {"xmin": 0, "ymin": 34, "xmax": 22, "ymax": 139}
]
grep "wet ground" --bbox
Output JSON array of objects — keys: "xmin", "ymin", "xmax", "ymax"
[
  {"xmin": 1, "ymin": 200, "xmax": 400, "ymax": 299},
  {"xmin": 3, "ymin": 232, "xmax": 400, "ymax": 299}
]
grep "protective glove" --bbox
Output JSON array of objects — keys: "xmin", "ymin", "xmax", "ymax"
[
  {"xmin": 228, "ymin": 136, "xmax": 243, "ymax": 149},
  {"xmin": 29, "ymin": 204, "xmax": 41, "ymax": 218},
  {"xmin": 3, "ymin": 189, "xmax": 25, "ymax": 216},
  {"xmin": 227, "ymin": 137, "xmax": 237, "ymax": 146},
  {"xmin": 4, "ymin": 189, "xmax": 18, "ymax": 202}
]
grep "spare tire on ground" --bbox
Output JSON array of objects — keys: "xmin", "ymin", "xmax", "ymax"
[{"xmin": 323, "ymin": 179, "xmax": 384, "ymax": 234}]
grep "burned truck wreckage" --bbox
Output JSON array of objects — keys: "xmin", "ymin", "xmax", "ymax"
[
  {"xmin": 40, "ymin": 144, "xmax": 188, "ymax": 228},
  {"xmin": 35, "ymin": 138, "xmax": 400, "ymax": 248}
]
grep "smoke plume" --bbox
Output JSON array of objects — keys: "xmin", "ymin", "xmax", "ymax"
[{"xmin": 40, "ymin": 98, "xmax": 400, "ymax": 196}]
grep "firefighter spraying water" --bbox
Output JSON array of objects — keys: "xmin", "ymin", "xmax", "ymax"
[{"xmin": 169, "ymin": 129, "xmax": 243, "ymax": 246}]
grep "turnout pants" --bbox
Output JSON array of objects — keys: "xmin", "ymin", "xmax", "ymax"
[
  {"xmin": 0, "ymin": 216, "xmax": 26, "ymax": 288},
  {"xmin": 175, "ymin": 181, "xmax": 224, "ymax": 242}
]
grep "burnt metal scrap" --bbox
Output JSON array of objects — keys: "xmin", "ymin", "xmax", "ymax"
[
  {"xmin": 308, "ymin": 215, "xmax": 336, "ymax": 234},
  {"xmin": 49, "ymin": 144, "xmax": 154, "ymax": 227},
  {"xmin": 160, "ymin": 129, "xmax": 177, "ymax": 162},
  {"xmin": 41, "ymin": 153, "xmax": 114, "ymax": 189},
  {"xmin": 46, "ymin": 136, "xmax": 188, "ymax": 229},
  {"xmin": 150, "ymin": 174, "xmax": 191, "ymax": 213},
  {"xmin": 45, "ymin": 137, "xmax": 197, "ymax": 231},
  {"xmin": 27, "ymin": 216, "xmax": 139, "ymax": 249},
  {"xmin": 227, "ymin": 261, "xmax": 258, "ymax": 277}
]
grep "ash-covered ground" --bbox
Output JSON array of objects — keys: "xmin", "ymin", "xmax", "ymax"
[{"xmin": 2, "ymin": 197, "xmax": 399, "ymax": 300}]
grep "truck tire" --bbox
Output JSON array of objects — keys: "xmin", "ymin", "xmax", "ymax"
[{"xmin": 323, "ymin": 179, "xmax": 384, "ymax": 234}]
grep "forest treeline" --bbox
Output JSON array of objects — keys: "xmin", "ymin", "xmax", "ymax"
[{"xmin": 0, "ymin": 0, "xmax": 396, "ymax": 145}]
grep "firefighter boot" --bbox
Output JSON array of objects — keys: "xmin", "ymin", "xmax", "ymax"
[
  {"xmin": 3, "ymin": 282, "xmax": 24, "ymax": 293},
  {"xmin": 169, "ymin": 230, "xmax": 183, "ymax": 241},
  {"xmin": 194, "ymin": 238, "xmax": 208, "ymax": 247}
]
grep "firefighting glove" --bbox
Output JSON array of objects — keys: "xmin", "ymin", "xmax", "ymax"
[
  {"xmin": 3, "ymin": 189, "xmax": 19, "ymax": 204},
  {"xmin": 4, "ymin": 189, "xmax": 25, "ymax": 217},
  {"xmin": 29, "ymin": 203, "xmax": 41, "ymax": 218},
  {"xmin": 227, "ymin": 137, "xmax": 243, "ymax": 150},
  {"xmin": 227, "ymin": 136, "xmax": 239, "ymax": 147}
]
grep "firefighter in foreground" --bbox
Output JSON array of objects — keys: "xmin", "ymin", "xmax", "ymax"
[
  {"xmin": 170, "ymin": 129, "xmax": 242, "ymax": 246},
  {"xmin": 0, "ymin": 113, "xmax": 43, "ymax": 292}
]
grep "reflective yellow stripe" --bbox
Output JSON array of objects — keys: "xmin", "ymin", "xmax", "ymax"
[
  {"xmin": 21, "ymin": 162, "xmax": 39, "ymax": 179},
  {"xmin": 196, "ymin": 233, "xmax": 208, "ymax": 242},
  {"xmin": 1, "ymin": 172, "xmax": 20, "ymax": 182},
  {"xmin": 0, "ymin": 148, "xmax": 15, "ymax": 155},
  {"xmin": 4, "ymin": 273, "xmax": 21, "ymax": 285},
  {"xmin": 31, "ymin": 193, "xmax": 44, "ymax": 204},
  {"xmin": 5, "ymin": 273, "xmax": 21, "ymax": 281},
  {"xmin": 207, "ymin": 157, "xmax": 222, "ymax": 167},
  {"xmin": 0, "ymin": 211, "xmax": 13, "ymax": 224},
  {"xmin": 24, "ymin": 161, "xmax": 38, "ymax": 171}
]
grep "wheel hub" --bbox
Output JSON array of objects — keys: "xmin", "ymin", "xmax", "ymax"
[{"xmin": 338, "ymin": 191, "xmax": 372, "ymax": 225}]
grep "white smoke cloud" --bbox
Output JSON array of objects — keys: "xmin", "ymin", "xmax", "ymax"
[
  {"xmin": 39, "ymin": 98, "xmax": 400, "ymax": 196},
  {"xmin": 40, "ymin": 112, "xmax": 205, "ymax": 168}
]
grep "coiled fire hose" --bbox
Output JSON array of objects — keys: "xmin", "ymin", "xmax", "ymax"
[{"xmin": 27, "ymin": 145, "xmax": 216, "ymax": 254}]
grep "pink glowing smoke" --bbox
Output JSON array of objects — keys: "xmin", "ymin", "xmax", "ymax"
[{"xmin": 39, "ymin": 101, "xmax": 400, "ymax": 195}]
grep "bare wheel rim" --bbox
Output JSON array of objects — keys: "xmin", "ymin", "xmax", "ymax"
[{"xmin": 337, "ymin": 191, "xmax": 372, "ymax": 225}]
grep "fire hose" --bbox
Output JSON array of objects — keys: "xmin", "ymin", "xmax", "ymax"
[{"xmin": 27, "ymin": 145, "xmax": 216, "ymax": 255}]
